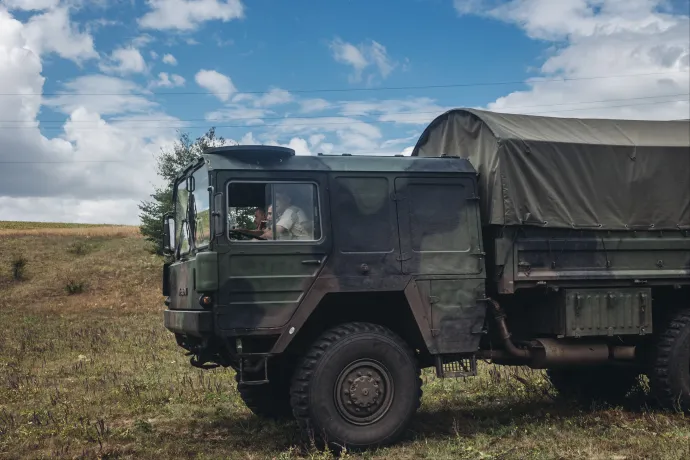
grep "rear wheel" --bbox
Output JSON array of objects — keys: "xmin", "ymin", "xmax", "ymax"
[
  {"xmin": 649, "ymin": 308, "xmax": 690, "ymax": 412},
  {"xmin": 547, "ymin": 366, "xmax": 641, "ymax": 405},
  {"xmin": 236, "ymin": 358, "xmax": 294, "ymax": 420},
  {"xmin": 290, "ymin": 322, "xmax": 422, "ymax": 451}
]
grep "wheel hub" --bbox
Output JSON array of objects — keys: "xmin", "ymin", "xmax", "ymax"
[
  {"xmin": 349, "ymin": 374, "xmax": 380, "ymax": 408},
  {"xmin": 334, "ymin": 359, "xmax": 394, "ymax": 426}
]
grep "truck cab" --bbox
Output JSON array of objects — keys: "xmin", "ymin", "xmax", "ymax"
[{"xmin": 163, "ymin": 145, "xmax": 487, "ymax": 448}]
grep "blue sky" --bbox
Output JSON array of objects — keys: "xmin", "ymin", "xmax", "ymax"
[
  {"xmin": 0, "ymin": 0, "xmax": 688, "ymax": 223},
  {"xmin": 34, "ymin": 0, "xmax": 544, "ymax": 146}
]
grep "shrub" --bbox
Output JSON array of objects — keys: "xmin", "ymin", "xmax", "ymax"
[
  {"xmin": 67, "ymin": 240, "xmax": 91, "ymax": 256},
  {"xmin": 11, "ymin": 256, "xmax": 27, "ymax": 281},
  {"xmin": 65, "ymin": 280, "xmax": 86, "ymax": 295}
]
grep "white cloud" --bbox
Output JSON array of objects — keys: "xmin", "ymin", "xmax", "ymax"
[
  {"xmin": 139, "ymin": 0, "xmax": 245, "ymax": 31},
  {"xmin": 195, "ymin": 69, "xmax": 236, "ymax": 101},
  {"xmin": 368, "ymin": 41, "xmax": 395, "ymax": 79},
  {"xmin": 1, "ymin": 0, "xmax": 59, "ymax": 11},
  {"xmin": 400, "ymin": 146, "xmax": 414, "ymax": 156},
  {"xmin": 299, "ymin": 98, "xmax": 333, "ymax": 113},
  {"xmin": 270, "ymin": 117, "xmax": 383, "ymax": 152},
  {"xmin": 466, "ymin": 0, "xmax": 690, "ymax": 120},
  {"xmin": 0, "ymin": 8, "xmax": 178, "ymax": 224},
  {"xmin": 22, "ymin": 6, "xmax": 97, "ymax": 62},
  {"xmin": 206, "ymin": 106, "xmax": 270, "ymax": 125},
  {"xmin": 254, "ymin": 88, "xmax": 292, "ymax": 107},
  {"xmin": 162, "ymin": 53, "xmax": 177, "ymax": 65},
  {"xmin": 99, "ymin": 47, "xmax": 147, "ymax": 75},
  {"xmin": 0, "ymin": 197, "xmax": 145, "ymax": 225},
  {"xmin": 453, "ymin": 0, "xmax": 491, "ymax": 15},
  {"xmin": 330, "ymin": 37, "xmax": 397, "ymax": 83},
  {"xmin": 230, "ymin": 132, "xmax": 324, "ymax": 156},
  {"xmin": 150, "ymin": 72, "xmax": 185, "ymax": 88},
  {"xmin": 330, "ymin": 38, "xmax": 368, "ymax": 80},
  {"xmin": 340, "ymin": 97, "xmax": 450, "ymax": 125},
  {"xmin": 232, "ymin": 88, "xmax": 293, "ymax": 108},
  {"xmin": 132, "ymin": 34, "xmax": 155, "ymax": 48},
  {"xmin": 150, "ymin": 50, "xmax": 159, "ymax": 59},
  {"xmin": 45, "ymin": 75, "xmax": 156, "ymax": 116}
]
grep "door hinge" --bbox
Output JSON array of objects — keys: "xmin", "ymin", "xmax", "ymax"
[
  {"xmin": 467, "ymin": 195, "xmax": 480, "ymax": 201},
  {"xmin": 391, "ymin": 193, "xmax": 405, "ymax": 201},
  {"xmin": 429, "ymin": 296, "xmax": 440, "ymax": 305},
  {"xmin": 397, "ymin": 252, "xmax": 411, "ymax": 261}
]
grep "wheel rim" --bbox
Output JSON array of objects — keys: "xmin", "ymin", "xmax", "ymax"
[{"xmin": 334, "ymin": 359, "xmax": 394, "ymax": 426}]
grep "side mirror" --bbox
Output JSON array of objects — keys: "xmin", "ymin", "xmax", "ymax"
[{"xmin": 162, "ymin": 213, "xmax": 175, "ymax": 254}]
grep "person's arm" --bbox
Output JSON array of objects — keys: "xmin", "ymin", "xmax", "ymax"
[{"xmin": 273, "ymin": 209, "xmax": 294, "ymax": 238}]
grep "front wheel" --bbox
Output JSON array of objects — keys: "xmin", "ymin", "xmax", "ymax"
[{"xmin": 290, "ymin": 322, "xmax": 422, "ymax": 451}]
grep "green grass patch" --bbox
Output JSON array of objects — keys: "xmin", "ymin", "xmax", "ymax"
[{"xmin": 0, "ymin": 231, "xmax": 688, "ymax": 459}]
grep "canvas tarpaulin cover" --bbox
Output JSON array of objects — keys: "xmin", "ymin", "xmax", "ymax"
[{"xmin": 411, "ymin": 109, "xmax": 690, "ymax": 231}]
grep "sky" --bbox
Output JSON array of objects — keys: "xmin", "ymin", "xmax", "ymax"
[{"xmin": 0, "ymin": 0, "xmax": 688, "ymax": 225}]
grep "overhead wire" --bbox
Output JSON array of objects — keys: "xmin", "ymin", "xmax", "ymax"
[
  {"xmin": 0, "ymin": 69, "xmax": 686, "ymax": 97},
  {"xmin": 1, "ymin": 70, "xmax": 687, "ymax": 164},
  {"xmin": 0, "ymin": 92, "xmax": 687, "ymax": 125},
  {"xmin": 1, "ymin": 96, "xmax": 688, "ymax": 165},
  {"xmin": 1, "ymin": 97, "xmax": 687, "ymax": 131}
]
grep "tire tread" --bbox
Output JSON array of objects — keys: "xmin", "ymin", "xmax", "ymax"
[
  {"xmin": 289, "ymin": 321, "xmax": 422, "ymax": 447},
  {"xmin": 649, "ymin": 308, "xmax": 690, "ymax": 412}
]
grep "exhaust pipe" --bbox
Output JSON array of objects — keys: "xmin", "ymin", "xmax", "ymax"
[
  {"xmin": 484, "ymin": 298, "xmax": 636, "ymax": 368},
  {"xmin": 487, "ymin": 298, "xmax": 530, "ymax": 359}
]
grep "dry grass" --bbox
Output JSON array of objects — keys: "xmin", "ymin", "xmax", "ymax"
[
  {"xmin": 0, "ymin": 221, "xmax": 120, "ymax": 229},
  {"xmin": 0, "ymin": 225, "xmax": 689, "ymax": 459},
  {"xmin": 0, "ymin": 224, "xmax": 140, "ymax": 238}
]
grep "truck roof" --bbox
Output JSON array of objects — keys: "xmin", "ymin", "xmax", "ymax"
[
  {"xmin": 203, "ymin": 145, "xmax": 477, "ymax": 175},
  {"xmin": 412, "ymin": 108, "xmax": 690, "ymax": 230}
]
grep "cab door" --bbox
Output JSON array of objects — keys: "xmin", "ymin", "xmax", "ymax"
[
  {"xmin": 393, "ymin": 175, "xmax": 487, "ymax": 354},
  {"xmin": 215, "ymin": 173, "xmax": 330, "ymax": 332}
]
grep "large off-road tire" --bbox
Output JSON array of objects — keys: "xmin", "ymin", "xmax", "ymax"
[
  {"xmin": 235, "ymin": 359, "xmax": 294, "ymax": 420},
  {"xmin": 649, "ymin": 308, "xmax": 690, "ymax": 412},
  {"xmin": 290, "ymin": 322, "xmax": 422, "ymax": 451},
  {"xmin": 547, "ymin": 366, "xmax": 641, "ymax": 406}
]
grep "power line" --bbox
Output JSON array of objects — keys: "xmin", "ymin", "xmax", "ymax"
[
  {"xmin": 0, "ymin": 70, "xmax": 687, "ymax": 97},
  {"xmin": 2, "ymin": 92, "xmax": 687, "ymax": 125},
  {"xmin": 1, "ymin": 99, "xmax": 687, "ymax": 165},
  {"xmin": 3, "ymin": 97, "xmax": 687, "ymax": 131}
]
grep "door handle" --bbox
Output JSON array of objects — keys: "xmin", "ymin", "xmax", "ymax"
[{"xmin": 301, "ymin": 259, "xmax": 322, "ymax": 265}]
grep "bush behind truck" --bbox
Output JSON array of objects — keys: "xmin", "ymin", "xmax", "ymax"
[{"xmin": 161, "ymin": 108, "xmax": 690, "ymax": 450}]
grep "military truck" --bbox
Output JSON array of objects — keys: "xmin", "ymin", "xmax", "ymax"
[{"xmin": 162, "ymin": 108, "xmax": 690, "ymax": 450}]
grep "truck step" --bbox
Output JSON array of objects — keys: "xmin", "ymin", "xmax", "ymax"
[
  {"xmin": 434, "ymin": 355, "xmax": 477, "ymax": 379},
  {"xmin": 237, "ymin": 354, "xmax": 270, "ymax": 386}
]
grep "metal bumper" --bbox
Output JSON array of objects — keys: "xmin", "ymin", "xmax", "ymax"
[{"xmin": 164, "ymin": 309, "xmax": 213, "ymax": 336}]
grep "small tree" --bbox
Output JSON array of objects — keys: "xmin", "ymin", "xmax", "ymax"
[{"xmin": 139, "ymin": 128, "xmax": 226, "ymax": 254}]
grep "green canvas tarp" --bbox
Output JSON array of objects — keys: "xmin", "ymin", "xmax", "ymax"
[{"xmin": 411, "ymin": 108, "xmax": 690, "ymax": 231}]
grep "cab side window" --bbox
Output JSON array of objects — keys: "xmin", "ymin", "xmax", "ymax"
[{"xmin": 227, "ymin": 181, "xmax": 321, "ymax": 242}]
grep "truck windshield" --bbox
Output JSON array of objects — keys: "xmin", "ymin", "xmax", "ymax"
[
  {"xmin": 191, "ymin": 167, "xmax": 210, "ymax": 248},
  {"xmin": 175, "ymin": 180, "xmax": 190, "ymax": 255},
  {"xmin": 173, "ymin": 165, "xmax": 210, "ymax": 256}
]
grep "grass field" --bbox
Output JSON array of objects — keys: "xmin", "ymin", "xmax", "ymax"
[{"xmin": 1, "ymin": 225, "xmax": 689, "ymax": 459}]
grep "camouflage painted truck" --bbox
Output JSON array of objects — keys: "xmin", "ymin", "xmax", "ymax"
[{"xmin": 162, "ymin": 108, "xmax": 690, "ymax": 450}]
